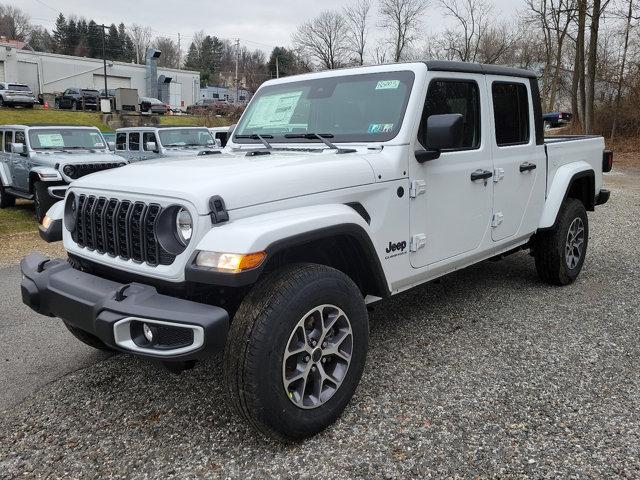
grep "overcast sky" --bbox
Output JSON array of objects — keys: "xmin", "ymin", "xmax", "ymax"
[{"xmin": 21, "ymin": 0, "xmax": 523, "ymax": 56}]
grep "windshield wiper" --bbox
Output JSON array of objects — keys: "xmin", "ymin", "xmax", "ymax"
[
  {"xmin": 283, "ymin": 133, "xmax": 355, "ymax": 154},
  {"xmin": 235, "ymin": 134, "xmax": 273, "ymax": 149}
]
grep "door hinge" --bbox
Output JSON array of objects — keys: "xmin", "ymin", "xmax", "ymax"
[
  {"xmin": 409, "ymin": 179, "xmax": 426, "ymax": 198},
  {"xmin": 410, "ymin": 234, "xmax": 427, "ymax": 252},
  {"xmin": 493, "ymin": 168, "xmax": 505, "ymax": 183},
  {"xmin": 491, "ymin": 212, "xmax": 504, "ymax": 228}
]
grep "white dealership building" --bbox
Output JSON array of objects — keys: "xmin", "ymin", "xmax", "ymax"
[{"xmin": 0, "ymin": 42, "xmax": 201, "ymax": 108}]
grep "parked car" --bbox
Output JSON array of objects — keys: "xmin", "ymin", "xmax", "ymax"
[
  {"xmin": 113, "ymin": 126, "xmax": 219, "ymax": 162},
  {"xmin": 139, "ymin": 97, "xmax": 169, "ymax": 115},
  {"xmin": 543, "ymin": 111, "xmax": 573, "ymax": 129},
  {"xmin": 186, "ymin": 98, "xmax": 230, "ymax": 116},
  {"xmin": 208, "ymin": 126, "xmax": 232, "ymax": 147},
  {"xmin": 55, "ymin": 88, "xmax": 100, "ymax": 111},
  {"xmin": 0, "ymin": 125, "xmax": 126, "ymax": 221},
  {"xmin": 98, "ymin": 89, "xmax": 116, "ymax": 99},
  {"xmin": 0, "ymin": 83, "xmax": 37, "ymax": 108},
  {"xmin": 24, "ymin": 61, "xmax": 612, "ymax": 441}
]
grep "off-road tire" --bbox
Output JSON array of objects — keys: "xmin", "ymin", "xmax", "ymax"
[
  {"xmin": 63, "ymin": 321, "xmax": 115, "ymax": 352},
  {"xmin": 33, "ymin": 181, "xmax": 55, "ymax": 223},
  {"xmin": 224, "ymin": 263, "xmax": 369, "ymax": 441},
  {"xmin": 534, "ymin": 198, "xmax": 589, "ymax": 286},
  {"xmin": 0, "ymin": 179, "xmax": 16, "ymax": 208}
]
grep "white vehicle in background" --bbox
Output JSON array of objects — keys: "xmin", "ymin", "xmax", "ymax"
[
  {"xmin": 24, "ymin": 61, "xmax": 611, "ymax": 441},
  {"xmin": 208, "ymin": 126, "xmax": 232, "ymax": 147},
  {"xmin": 113, "ymin": 126, "xmax": 221, "ymax": 162},
  {"xmin": 0, "ymin": 83, "xmax": 37, "ymax": 108}
]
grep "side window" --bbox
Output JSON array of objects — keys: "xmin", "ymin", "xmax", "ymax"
[
  {"xmin": 116, "ymin": 132, "xmax": 127, "ymax": 150},
  {"xmin": 492, "ymin": 82, "xmax": 530, "ymax": 146},
  {"xmin": 421, "ymin": 80, "xmax": 481, "ymax": 150},
  {"xmin": 128, "ymin": 132, "xmax": 140, "ymax": 151},
  {"xmin": 15, "ymin": 131, "xmax": 25, "ymax": 145},
  {"xmin": 143, "ymin": 132, "xmax": 157, "ymax": 150},
  {"xmin": 4, "ymin": 131, "xmax": 13, "ymax": 152}
]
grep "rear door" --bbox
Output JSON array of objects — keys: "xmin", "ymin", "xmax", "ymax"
[
  {"xmin": 487, "ymin": 77, "xmax": 545, "ymax": 241},
  {"xmin": 410, "ymin": 73, "xmax": 493, "ymax": 268},
  {"xmin": 12, "ymin": 130, "xmax": 29, "ymax": 190},
  {"xmin": 127, "ymin": 132, "xmax": 142, "ymax": 162}
]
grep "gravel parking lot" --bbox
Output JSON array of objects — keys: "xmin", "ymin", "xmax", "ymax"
[{"xmin": 0, "ymin": 169, "xmax": 638, "ymax": 479}]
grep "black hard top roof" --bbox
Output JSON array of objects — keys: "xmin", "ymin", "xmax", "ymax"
[{"xmin": 424, "ymin": 60, "xmax": 538, "ymax": 79}]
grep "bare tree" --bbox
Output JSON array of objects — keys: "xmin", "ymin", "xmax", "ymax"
[
  {"xmin": 585, "ymin": 0, "xmax": 612, "ymax": 133},
  {"xmin": 611, "ymin": 0, "xmax": 636, "ymax": 139},
  {"xmin": 344, "ymin": 0, "xmax": 371, "ymax": 65},
  {"xmin": 439, "ymin": 0, "xmax": 493, "ymax": 62},
  {"xmin": 292, "ymin": 10, "xmax": 349, "ymax": 70},
  {"xmin": 571, "ymin": 0, "xmax": 587, "ymax": 128},
  {"xmin": 379, "ymin": 0, "xmax": 430, "ymax": 62},
  {"xmin": 129, "ymin": 24, "xmax": 153, "ymax": 64},
  {"xmin": 0, "ymin": 5, "xmax": 31, "ymax": 41}
]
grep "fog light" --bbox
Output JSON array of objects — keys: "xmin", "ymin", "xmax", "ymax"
[{"xmin": 143, "ymin": 323, "xmax": 156, "ymax": 343}]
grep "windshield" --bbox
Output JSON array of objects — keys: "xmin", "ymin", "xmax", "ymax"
[
  {"xmin": 158, "ymin": 129, "xmax": 214, "ymax": 147},
  {"xmin": 28, "ymin": 129, "xmax": 107, "ymax": 150},
  {"xmin": 234, "ymin": 71, "xmax": 415, "ymax": 144},
  {"xmin": 9, "ymin": 84, "xmax": 30, "ymax": 92}
]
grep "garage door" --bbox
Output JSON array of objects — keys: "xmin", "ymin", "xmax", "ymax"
[
  {"xmin": 0, "ymin": 62, "xmax": 4, "ymax": 83},
  {"xmin": 93, "ymin": 75, "xmax": 131, "ymax": 89},
  {"xmin": 18, "ymin": 61, "xmax": 40, "ymax": 95}
]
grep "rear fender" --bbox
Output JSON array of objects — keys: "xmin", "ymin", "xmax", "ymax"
[{"xmin": 539, "ymin": 162, "xmax": 594, "ymax": 229}]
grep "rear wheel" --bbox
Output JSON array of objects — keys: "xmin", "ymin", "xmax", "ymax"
[
  {"xmin": 33, "ymin": 181, "xmax": 55, "ymax": 223},
  {"xmin": 0, "ymin": 179, "xmax": 16, "ymax": 208},
  {"xmin": 224, "ymin": 264, "xmax": 369, "ymax": 441},
  {"xmin": 534, "ymin": 198, "xmax": 589, "ymax": 285}
]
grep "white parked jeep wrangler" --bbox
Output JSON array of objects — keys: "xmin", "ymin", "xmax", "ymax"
[{"xmin": 22, "ymin": 61, "xmax": 612, "ymax": 441}]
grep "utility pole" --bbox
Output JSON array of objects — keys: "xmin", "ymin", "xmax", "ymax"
[
  {"xmin": 100, "ymin": 24, "xmax": 108, "ymax": 99},
  {"xmin": 235, "ymin": 38, "xmax": 240, "ymax": 104},
  {"xmin": 276, "ymin": 56, "xmax": 280, "ymax": 78},
  {"xmin": 177, "ymin": 33, "xmax": 181, "ymax": 68}
]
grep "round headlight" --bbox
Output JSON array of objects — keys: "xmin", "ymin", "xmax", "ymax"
[
  {"xmin": 176, "ymin": 208, "xmax": 193, "ymax": 245},
  {"xmin": 63, "ymin": 164, "xmax": 76, "ymax": 178},
  {"xmin": 64, "ymin": 192, "xmax": 78, "ymax": 232}
]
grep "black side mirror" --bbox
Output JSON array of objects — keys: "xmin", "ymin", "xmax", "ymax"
[{"xmin": 415, "ymin": 113, "xmax": 464, "ymax": 163}]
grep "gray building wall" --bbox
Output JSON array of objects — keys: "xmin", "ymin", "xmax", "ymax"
[{"xmin": 0, "ymin": 45, "xmax": 201, "ymax": 108}]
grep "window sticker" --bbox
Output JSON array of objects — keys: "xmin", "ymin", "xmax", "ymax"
[
  {"xmin": 36, "ymin": 133, "xmax": 65, "ymax": 147},
  {"xmin": 375, "ymin": 80, "xmax": 400, "ymax": 90},
  {"xmin": 368, "ymin": 123, "xmax": 395, "ymax": 134},
  {"xmin": 246, "ymin": 91, "xmax": 303, "ymax": 129}
]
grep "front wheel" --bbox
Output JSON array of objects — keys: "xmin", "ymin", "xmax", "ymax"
[
  {"xmin": 33, "ymin": 181, "xmax": 55, "ymax": 223},
  {"xmin": 224, "ymin": 264, "xmax": 369, "ymax": 441},
  {"xmin": 534, "ymin": 198, "xmax": 589, "ymax": 286},
  {"xmin": 0, "ymin": 179, "xmax": 16, "ymax": 208}
]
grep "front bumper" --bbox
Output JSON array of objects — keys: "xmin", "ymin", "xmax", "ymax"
[{"xmin": 21, "ymin": 252, "xmax": 229, "ymax": 361}]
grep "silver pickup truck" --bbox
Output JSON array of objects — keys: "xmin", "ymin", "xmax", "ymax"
[
  {"xmin": 0, "ymin": 125, "xmax": 126, "ymax": 221},
  {"xmin": 114, "ymin": 126, "xmax": 221, "ymax": 162}
]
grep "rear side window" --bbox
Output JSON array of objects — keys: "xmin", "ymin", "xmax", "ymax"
[
  {"xmin": 128, "ymin": 132, "xmax": 140, "ymax": 151},
  {"xmin": 15, "ymin": 131, "xmax": 25, "ymax": 144},
  {"xmin": 143, "ymin": 132, "xmax": 157, "ymax": 150},
  {"xmin": 4, "ymin": 131, "xmax": 13, "ymax": 152},
  {"xmin": 492, "ymin": 83, "xmax": 530, "ymax": 146},
  {"xmin": 116, "ymin": 132, "xmax": 126, "ymax": 150},
  {"xmin": 421, "ymin": 80, "xmax": 481, "ymax": 150}
]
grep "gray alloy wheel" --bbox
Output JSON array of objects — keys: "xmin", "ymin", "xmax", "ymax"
[
  {"xmin": 282, "ymin": 304, "xmax": 353, "ymax": 409},
  {"xmin": 565, "ymin": 217, "xmax": 585, "ymax": 270}
]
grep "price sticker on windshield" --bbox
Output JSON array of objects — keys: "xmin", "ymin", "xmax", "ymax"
[{"xmin": 375, "ymin": 80, "xmax": 400, "ymax": 90}]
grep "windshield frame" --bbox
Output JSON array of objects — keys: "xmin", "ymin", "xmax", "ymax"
[
  {"xmin": 157, "ymin": 128, "xmax": 215, "ymax": 148},
  {"xmin": 28, "ymin": 128, "xmax": 108, "ymax": 151},
  {"xmin": 233, "ymin": 70, "xmax": 415, "ymax": 146}
]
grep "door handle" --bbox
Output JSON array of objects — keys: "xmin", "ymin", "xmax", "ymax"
[
  {"xmin": 519, "ymin": 162, "xmax": 537, "ymax": 173},
  {"xmin": 470, "ymin": 169, "xmax": 493, "ymax": 181}
]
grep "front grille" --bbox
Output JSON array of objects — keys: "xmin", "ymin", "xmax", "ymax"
[
  {"xmin": 65, "ymin": 162, "xmax": 123, "ymax": 180},
  {"xmin": 72, "ymin": 195, "xmax": 175, "ymax": 266}
]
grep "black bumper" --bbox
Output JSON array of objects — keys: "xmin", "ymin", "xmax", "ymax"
[
  {"xmin": 21, "ymin": 252, "xmax": 229, "ymax": 361},
  {"xmin": 596, "ymin": 188, "xmax": 610, "ymax": 206}
]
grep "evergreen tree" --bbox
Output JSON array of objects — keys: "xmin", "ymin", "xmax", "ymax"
[
  {"xmin": 52, "ymin": 13, "xmax": 67, "ymax": 54},
  {"xmin": 118, "ymin": 23, "xmax": 134, "ymax": 62},
  {"xmin": 87, "ymin": 20, "xmax": 102, "ymax": 58},
  {"xmin": 65, "ymin": 18, "xmax": 78, "ymax": 55},
  {"xmin": 106, "ymin": 23, "xmax": 121, "ymax": 60},
  {"xmin": 184, "ymin": 42, "xmax": 200, "ymax": 71}
]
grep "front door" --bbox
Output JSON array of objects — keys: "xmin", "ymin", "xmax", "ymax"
[
  {"xmin": 410, "ymin": 74, "xmax": 494, "ymax": 268},
  {"xmin": 487, "ymin": 78, "xmax": 545, "ymax": 241},
  {"xmin": 141, "ymin": 132, "xmax": 160, "ymax": 161}
]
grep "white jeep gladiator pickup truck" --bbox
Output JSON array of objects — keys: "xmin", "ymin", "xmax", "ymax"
[{"xmin": 22, "ymin": 61, "xmax": 612, "ymax": 441}]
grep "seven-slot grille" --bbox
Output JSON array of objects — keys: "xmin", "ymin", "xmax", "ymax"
[
  {"xmin": 64, "ymin": 163, "xmax": 123, "ymax": 180},
  {"xmin": 71, "ymin": 194, "xmax": 175, "ymax": 266}
]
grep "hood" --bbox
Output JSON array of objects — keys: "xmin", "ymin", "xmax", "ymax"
[
  {"xmin": 160, "ymin": 147, "xmax": 220, "ymax": 157},
  {"xmin": 72, "ymin": 150, "xmax": 376, "ymax": 213},
  {"xmin": 32, "ymin": 151, "xmax": 122, "ymax": 166}
]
